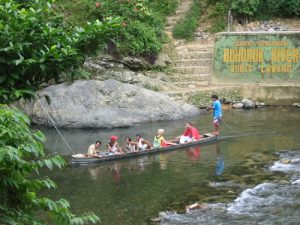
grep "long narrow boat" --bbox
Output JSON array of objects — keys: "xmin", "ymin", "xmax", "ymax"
[{"xmin": 71, "ymin": 133, "xmax": 217, "ymax": 165}]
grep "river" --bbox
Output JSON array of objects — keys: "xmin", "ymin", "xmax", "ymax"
[{"xmin": 40, "ymin": 107, "xmax": 300, "ymax": 225}]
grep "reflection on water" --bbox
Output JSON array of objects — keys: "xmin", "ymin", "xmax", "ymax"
[
  {"xmin": 215, "ymin": 144, "xmax": 225, "ymax": 176},
  {"xmin": 186, "ymin": 146, "xmax": 201, "ymax": 163},
  {"xmin": 41, "ymin": 108, "xmax": 300, "ymax": 225}
]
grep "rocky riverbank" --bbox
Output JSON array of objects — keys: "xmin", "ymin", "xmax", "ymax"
[{"xmin": 16, "ymin": 79, "xmax": 201, "ymax": 128}]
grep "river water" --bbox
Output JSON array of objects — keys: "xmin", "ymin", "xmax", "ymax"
[{"xmin": 41, "ymin": 107, "xmax": 300, "ymax": 225}]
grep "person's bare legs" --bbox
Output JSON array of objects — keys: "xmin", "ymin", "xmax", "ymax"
[
  {"xmin": 213, "ymin": 118, "xmax": 220, "ymax": 136},
  {"xmin": 214, "ymin": 124, "xmax": 219, "ymax": 135}
]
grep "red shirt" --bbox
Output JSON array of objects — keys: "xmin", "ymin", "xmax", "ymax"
[{"xmin": 183, "ymin": 126, "xmax": 201, "ymax": 140}]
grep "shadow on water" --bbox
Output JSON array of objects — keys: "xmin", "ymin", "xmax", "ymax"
[{"xmin": 39, "ymin": 107, "xmax": 300, "ymax": 225}]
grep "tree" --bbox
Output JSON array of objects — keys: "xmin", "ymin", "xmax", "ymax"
[
  {"xmin": 0, "ymin": 0, "xmax": 120, "ymax": 103},
  {"xmin": 0, "ymin": 105, "xmax": 100, "ymax": 224},
  {"xmin": 231, "ymin": 0, "xmax": 260, "ymax": 23}
]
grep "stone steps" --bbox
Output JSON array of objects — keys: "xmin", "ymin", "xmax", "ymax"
[
  {"xmin": 165, "ymin": 26, "xmax": 173, "ymax": 32},
  {"xmin": 175, "ymin": 51, "xmax": 213, "ymax": 59},
  {"xmin": 175, "ymin": 9, "xmax": 189, "ymax": 16},
  {"xmin": 174, "ymin": 65, "xmax": 211, "ymax": 74},
  {"xmin": 166, "ymin": 20, "xmax": 178, "ymax": 27},
  {"xmin": 174, "ymin": 58, "xmax": 212, "ymax": 67},
  {"xmin": 175, "ymin": 45, "xmax": 214, "ymax": 52},
  {"xmin": 170, "ymin": 74, "xmax": 211, "ymax": 84},
  {"xmin": 172, "ymin": 72, "xmax": 211, "ymax": 78},
  {"xmin": 161, "ymin": 0, "xmax": 216, "ymax": 98},
  {"xmin": 164, "ymin": 0, "xmax": 192, "ymax": 35},
  {"xmin": 171, "ymin": 81, "xmax": 210, "ymax": 88}
]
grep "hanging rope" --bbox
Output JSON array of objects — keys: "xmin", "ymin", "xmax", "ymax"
[
  {"xmin": 33, "ymin": 93, "xmax": 76, "ymax": 155},
  {"xmin": 221, "ymin": 119, "xmax": 245, "ymax": 135},
  {"xmin": 218, "ymin": 130, "xmax": 278, "ymax": 140}
]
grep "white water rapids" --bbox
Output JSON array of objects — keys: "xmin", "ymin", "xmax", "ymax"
[{"xmin": 160, "ymin": 150, "xmax": 300, "ymax": 225}]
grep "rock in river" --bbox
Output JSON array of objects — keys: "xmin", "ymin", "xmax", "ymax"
[
  {"xmin": 242, "ymin": 98, "xmax": 256, "ymax": 109},
  {"xmin": 232, "ymin": 103, "xmax": 243, "ymax": 109},
  {"xmin": 17, "ymin": 79, "xmax": 200, "ymax": 128}
]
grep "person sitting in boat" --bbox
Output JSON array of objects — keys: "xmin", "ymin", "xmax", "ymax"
[
  {"xmin": 124, "ymin": 137, "xmax": 137, "ymax": 152},
  {"xmin": 107, "ymin": 136, "xmax": 123, "ymax": 155},
  {"xmin": 153, "ymin": 129, "xmax": 177, "ymax": 148},
  {"xmin": 87, "ymin": 140, "xmax": 102, "ymax": 158},
  {"xmin": 178, "ymin": 122, "xmax": 201, "ymax": 144},
  {"xmin": 136, "ymin": 134, "xmax": 152, "ymax": 151}
]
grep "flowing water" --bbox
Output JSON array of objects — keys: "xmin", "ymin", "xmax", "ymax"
[{"xmin": 41, "ymin": 107, "xmax": 300, "ymax": 225}]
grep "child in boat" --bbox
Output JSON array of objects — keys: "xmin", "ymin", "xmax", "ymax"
[
  {"xmin": 107, "ymin": 136, "xmax": 123, "ymax": 155},
  {"xmin": 153, "ymin": 129, "xmax": 177, "ymax": 148},
  {"xmin": 135, "ymin": 134, "xmax": 152, "ymax": 151},
  {"xmin": 124, "ymin": 137, "xmax": 137, "ymax": 152}
]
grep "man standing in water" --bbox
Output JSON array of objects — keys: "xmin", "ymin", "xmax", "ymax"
[{"xmin": 210, "ymin": 95, "xmax": 222, "ymax": 136}]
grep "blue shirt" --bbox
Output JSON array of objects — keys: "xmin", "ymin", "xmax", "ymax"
[{"xmin": 213, "ymin": 100, "xmax": 222, "ymax": 118}]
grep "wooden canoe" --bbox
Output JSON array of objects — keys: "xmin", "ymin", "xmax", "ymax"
[{"xmin": 71, "ymin": 133, "xmax": 217, "ymax": 165}]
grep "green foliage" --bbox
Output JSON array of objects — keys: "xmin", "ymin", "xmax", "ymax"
[
  {"xmin": 230, "ymin": 0, "xmax": 299, "ymax": 19},
  {"xmin": 188, "ymin": 89, "xmax": 242, "ymax": 107},
  {"xmin": 173, "ymin": 0, "xmax": 202, "ymax": 40},
  {"xmin": 280, "ymin": 0, "xmax": 300, "ymax": 16},
  {"xmin": 231, "ymin": 0, "xmax": 260, "ymax": 17},
  {"xmin": 87, "ymin": 0, "xmax": 166, "ymax": 58},
  {"xmin": 207, "ymin": 0, "xmax": 299, "ymax": 29},
  {"xmin": 118, "ymin": 21, "xmax": 161, "ymax": 55},
  {"xmin": 0, "ymin": 0, "xmax": 120, "ymax": 103},
  {"xmin": 207, "ymin": 1, "xmax": 227, "ymax": 32},
  {"xmin": 209, "ymin": 1, "xmax": 227, "ymax": 18},
  {"xmin": 208, "ymin": 19, "xmax": 226, "ymax": 33},
  {"xmin": 0, "ymin": 106, "xmax": 100, "ymax": 225},
  {"xmin": 255, "ymin": 0, "xmax": 283, "ymax": 19},
  {"xmin": 148, "ymin": 0, "xmax": 180, "ymax": 16},
  {"xmin": 90, "ymin": 0, "xmax": 151, "ymax": 22},
  {"xmin": 54, "ymin": 0, "xmax": 179, "ymax": 58}
]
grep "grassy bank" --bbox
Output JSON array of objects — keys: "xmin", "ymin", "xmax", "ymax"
[{"xmin": 173, "ymin": 0, "xmax": 202, "ymax": 40}]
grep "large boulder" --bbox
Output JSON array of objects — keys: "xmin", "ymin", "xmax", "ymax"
[
  {"xmin": 242, "ymin": 98, "xmax": 256, "ymax": 109},
  {"xmin": 18, "ymin": 79, "xmax": 200, "ymax": 128}
]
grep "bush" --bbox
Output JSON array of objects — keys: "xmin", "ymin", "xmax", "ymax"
[
  {"xmin": 207, "ymin": 1, "xmax": 227, "ymax": 32},
  {"xmin": 0, "ymin": 0, "xmax": 120, "ymax": 103},
  {"xmin": 278, "ymin": 0, "xmax": 300, "ymax": 17},
  {"xmin": 148, "ymin": 0, "xmax": 180, "ymax": 17},
  {"xmin": 117, "ymin": 21, "xmax": 161, "ymax": 56},
  {"xmin": 208, "ymin": 19, "xmax": 226, "ymax": 33},
  {"xmin": 0, "ymin": 106, "xmax": 100, "ymax": 224},
  {"xmin": 173, "ymin": 0, "xmax": 201, "ymax": 40},
  {"xmin": 231, "ymin": 0, "xmax": 260, "ymax": 17},
  {"xmin": 230, "ymin": 0, "xmax": 300, "ymax": 20},
  {"xmin": 54, "ymin": 0, "xmax": 180, "ymax": 58}
]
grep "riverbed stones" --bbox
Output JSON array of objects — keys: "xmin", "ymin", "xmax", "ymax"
[
  {"xmin": 256, "ymin": 102, "xmax": 265, "ymax": 107},
  {"xmin": 292, "ymin": 103, "xmax": 300, "ymax": 108},
  {"xmin": 242, "ymin": 99, "xmax": 256, "ymax": 108},
  {"xmin": 17, "ymin": 79, "xmax": 200, "ymax": 128},
  {"xmin": 232, "ymin": 103, "xmax": 243, "ymax": 109}
]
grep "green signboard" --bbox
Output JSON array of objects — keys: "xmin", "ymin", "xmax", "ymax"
[{"xmin": 213, "ymin": 32, "xmax": 300, "ymax": 83}]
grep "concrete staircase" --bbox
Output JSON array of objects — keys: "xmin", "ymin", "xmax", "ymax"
[
  {"xmin": 161, "ymin": 0, "xmax": 215, "ymax": 101},
  {"xmin": 164, "ymin": 0, "xmax": 192, "ymax": 34},
  {"xmin": 171, "ymin": 43, "xmax": 213, "ymax": 88}
]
